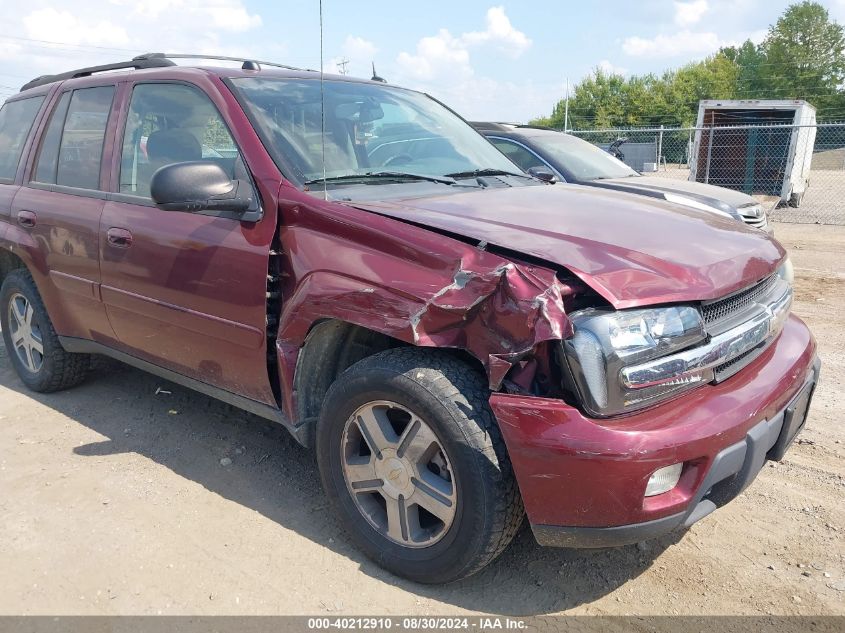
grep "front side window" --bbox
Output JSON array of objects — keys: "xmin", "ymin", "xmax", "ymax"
[
  {"xmin": 229, "ymin": 78, "xmax": 518, "ymax": 184},
  {"xmin": 0, "ymin": 96, "xmax": 45, "ymax": 182},
  {"xmin": 490, "ymin": 138, "xmax": 545, "ymax": 173},
  {"xmin": 120, "ymin": 83, "xmax": 243, "ymax": 198}
]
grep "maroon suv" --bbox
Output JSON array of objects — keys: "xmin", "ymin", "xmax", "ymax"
[{"xmin": 0, "ymin": 54, "xmax": 819, "ymax": 584}]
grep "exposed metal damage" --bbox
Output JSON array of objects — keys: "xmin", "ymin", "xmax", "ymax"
[{"xmin": 405, "ymin": 256, "xmax": 572, "ymax": 389}]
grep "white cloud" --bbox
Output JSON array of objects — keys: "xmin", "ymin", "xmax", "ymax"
[
  {"xmin": 396, "ymin": 6, "xmax": 530, "ymax": 82},
  {"xmin": 397, "ymin": 29, "xmax": 473, "ymax": 82},
  {"xmin": 391, "ymin": 7, "xmax": 539, "ymax": 122},
  {"xmin": 116, "ymin": 0, "xmax": 262, "ymax": 32},
  {"xmin": 674, "ymin": 0, "xmax": 709, "ymax": 27},
  {"xmin": 343, "ymin": 36, "xmax": 378, "ymax": 61},
  {"xmin": 334, "ymin": 36, "xmax": 379, "ymax": 76},
  {"xmin": 421, "ymin": 76, "xmax": 565, "ymax": 123},
  {"xmin": 23, "ymin": 8, "xmax": 130, "ymax": 47},
  {"xmin": 622, "ymin": 30, "xmax": 724, "ymax": 57},
  {"xmin": 598, "ymin": 59, "xmax": 627, "ymax": 76},
  {"xmin": 461, "ymin": 6, "xmax": 532, "ymax": 58},
  {"xmin": 4, "ymin": 0, "xmax": 266, "ymax": 90}
]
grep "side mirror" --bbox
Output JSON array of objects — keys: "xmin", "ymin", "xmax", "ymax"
[
  {"xmin": 528, "ymin": 166, "xmax": 557, "ymax": 183},
  {"xmin": 150, "ymin": 162, "xmax": 254, "ymax": 214}
]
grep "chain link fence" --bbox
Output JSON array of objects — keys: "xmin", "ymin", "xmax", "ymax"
[{"xmin": 567, "ymin": 123, "xmax": 845, "ymax": 225}]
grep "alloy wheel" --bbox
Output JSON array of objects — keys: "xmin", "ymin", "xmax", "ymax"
[
  {"xmin": 8, "ymin": 293, "xmax": 44, "ymax": 373},
  {"xmin": 341, "ymin": 400, "xmax": 457, "ymax": 548}
]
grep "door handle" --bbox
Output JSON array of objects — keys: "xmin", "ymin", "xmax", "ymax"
[
  {"xmin": 17, "ymin": 210, "xmax": 37, "ymax": 229},
  {"xmin": 106, "ymin": 227, "xmax": 133, "ymax": 248}
]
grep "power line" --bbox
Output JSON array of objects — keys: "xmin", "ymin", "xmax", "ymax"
[{"xmin": 0, "ymin": 34, "xmax": 144, "ymax": 54}]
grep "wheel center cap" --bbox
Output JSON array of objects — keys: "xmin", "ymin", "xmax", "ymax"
[{"xmin": 376, "ymin": 450, "xmax": 414, "ymax": 498}]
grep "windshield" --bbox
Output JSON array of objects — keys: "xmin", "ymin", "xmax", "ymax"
[
  {"xmin": 230, "ymin": 77, "xmax": 519, "ymax": 185},
  {"xmin": 531, "ymin": 133, "xmax": 639, "ymax": 181}
]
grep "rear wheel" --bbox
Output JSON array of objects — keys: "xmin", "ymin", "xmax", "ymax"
[
  {"xmin": 789, "ymin": 190, "xmax": 804, "ymax": 208},
  {"xmin": 316, "ymin": 348, "xmax": 523, "ymax": 584},
  {"xmin": 0, "ymin": 270, "xmax": 90, "ymax": 392}
]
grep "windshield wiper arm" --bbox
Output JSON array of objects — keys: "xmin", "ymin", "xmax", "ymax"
[
  {"xmin": 444, "ymin": 168, "xmax": 533, "ymax": 179},
  {"xmin": 304, "ymin": 171, "xmax": 459, "ymax": 186}
]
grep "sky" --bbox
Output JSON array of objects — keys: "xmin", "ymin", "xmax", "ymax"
[{"xmin": 0, "ymin": 0, "xmax": 843, "ymax": 122}]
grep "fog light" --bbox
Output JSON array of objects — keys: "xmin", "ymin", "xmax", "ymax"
[{"xmin": 645, "ymin": 463, "xmax": 683, "ymax": 497}]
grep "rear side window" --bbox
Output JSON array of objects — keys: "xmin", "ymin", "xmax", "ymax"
[
  {"xmin": 34, "ymin": 92, "xmax": 71, "ymax": 184},
  {"xmin": 0, "ymin": 96, "xmax": 45, "ymax": 183},
  {"xmin": 120, "ymin": 83, "xmax": 243, "ymax": 198},
  {"xmin": 33, "ymin": 86, "xmax": 114, "ymax": 190}
]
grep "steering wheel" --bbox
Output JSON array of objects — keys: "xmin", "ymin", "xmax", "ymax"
[{"xmin": 382, "ymin": 153, "xmax": 414, "ymax": 167}]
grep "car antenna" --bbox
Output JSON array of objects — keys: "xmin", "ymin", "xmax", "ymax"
[
  {"xmin": 319, "ymin": 0, "xmax": 328, "ymax": 200},
  {"xmin": 371, "ymin": 62, "xmax": 386, "ymax": 83}
]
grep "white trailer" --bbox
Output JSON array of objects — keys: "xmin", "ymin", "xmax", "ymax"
[{"xmin": 690, "ymin": 99, "xmax": 817, "ymax": 207}]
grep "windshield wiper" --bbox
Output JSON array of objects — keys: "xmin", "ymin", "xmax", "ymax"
[
  {"xmin": 304, "ymin": 171, "xmax": 459, "ymax": 186},
  {"xmin": 443, "ymin": 168, "xmax": 534, "ymax": 180}
]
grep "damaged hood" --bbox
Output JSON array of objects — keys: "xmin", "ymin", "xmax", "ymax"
[{"xmin": 347, "ymin": 184, "xmax": 785, "ymax": 308}]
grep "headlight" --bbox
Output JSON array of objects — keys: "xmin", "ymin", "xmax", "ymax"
[
  {"xmin": 563, "ymin": 305, "xmax": 709, "ymax": 417},
  {"xmin": 742, "ymin": 203, "xmax": 764, "ymax": 219},
  {"xmin": 777, "ymin": 257, "xmax": 794, "ymax": 285}
]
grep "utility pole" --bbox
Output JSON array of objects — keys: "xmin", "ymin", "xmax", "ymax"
[
  {"xmin": 336, "ymin": 57, "xmax": 350, "ymax": 75},
  {"xmin": 564, "ymin": 78, "xmax": 570, "ymax": 132},
  {"xmin": 657, "ymin": 124, "xmax": 664, "ymax": 171}
]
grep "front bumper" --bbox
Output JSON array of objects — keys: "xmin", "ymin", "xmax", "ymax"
[{"xmin": 490, "ymin": 314, "xmax": 818, "ymax": 548}]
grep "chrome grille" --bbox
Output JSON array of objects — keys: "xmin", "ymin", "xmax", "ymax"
[
  {"xmin": 742, "ymin": 216, "xmax": 768, "ymax": 229},
  {"xmin": 713, "ymin": 345, "xmax": 762, "ymax": 382},
  {"xmin": 701, "ymin": 274, "xmax": 778, "ymax": 329}
]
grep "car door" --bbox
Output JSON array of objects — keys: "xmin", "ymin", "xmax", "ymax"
[
  {"xmin": 99, "ymin": 81, "xmax": 276, "ymax": 405},
  {"xmin": 12, "ymin": 85, "xmax": 117, "ymax": 344}
]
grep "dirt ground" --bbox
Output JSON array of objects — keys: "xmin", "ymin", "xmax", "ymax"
[{"xmin": 0, "ymin": 223, "xmax": 843, "ymax": 616}]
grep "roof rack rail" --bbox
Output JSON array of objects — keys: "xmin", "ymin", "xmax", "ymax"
[
  {"xmin": 21, "ymin": 57, "xmax": 176, "ymax": 92},
  {"xmin": 133, "ymin": 53, "xmax": 315, "ymax": 73}
]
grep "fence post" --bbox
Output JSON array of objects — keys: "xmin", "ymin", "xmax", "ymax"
[
  {"xmin": 704, "ymin": 125, "xmax": 714, "ymax": 184},
  {"xmin": 657, "ymin": 125, "xmax": 663, "ymax": 171}
]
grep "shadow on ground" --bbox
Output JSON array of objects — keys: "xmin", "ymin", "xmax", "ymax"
[{"xmin": 1, "ymin": 350, "xmax": 681, "ymax": 615}]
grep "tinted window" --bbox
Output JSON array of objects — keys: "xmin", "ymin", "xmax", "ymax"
[
  {"xmin": 120, "ymin": 83, "xmax": 243, "ymax": 198},
  {"xmin": 55, "ymin": 86, "xmax": 114, "ymax": 190},
  {"xmin": 490, "ymin": 138, "xmax": 545, "ymax": 173},
  {"xmin": 34, "ymin": 92, "xmax": 71, "ymax": 184},
  {"xmin": 0, "ymin": 97, "xmax": 45, "ymax": 182}
]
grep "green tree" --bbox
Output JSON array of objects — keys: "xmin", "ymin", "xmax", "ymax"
[
  {"xmin": 762, "ymin": 1, "xmax": 845, "ymax": 113},
  {"xmin": 532, "ymin": 1, "xmax": 845, "ymax": 127},
  {"xmin": 535, "ymin": 54, "xmax": 738, "ymax": 129},
  {"xmin": 720, "ymin": 40, "xmax": 768, "ymax": 97}
]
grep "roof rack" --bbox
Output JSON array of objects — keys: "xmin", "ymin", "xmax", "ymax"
[
  {"xmin": 21, "ymin": 57, "xmax": 175, "ymax": 92},
  {"xmin": 20, "ymin": 52, "xmax": 317, "ymax": 92},
  {"xmin": 133, "ymin": 53, "xmax": 315, "ymax": 73}
]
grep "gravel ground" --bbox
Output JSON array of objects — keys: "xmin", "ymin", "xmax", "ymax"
[{"xmin": 0, "ymin": 223, "xmax": 843, "ymax": 616}]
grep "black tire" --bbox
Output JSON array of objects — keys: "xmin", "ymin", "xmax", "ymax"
[
  {"xmin": 316, "ymin": 348, "xmax": 524, "ymax": 584},
  {"xmin": 0, "ymin": 269, "xmax": 90, "ymax": 392}
]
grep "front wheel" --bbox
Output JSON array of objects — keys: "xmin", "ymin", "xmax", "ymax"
[{"xmin": 316, "ymin": 348, "xmax": 523, "ymax": 584}]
